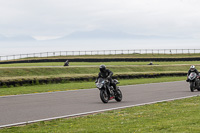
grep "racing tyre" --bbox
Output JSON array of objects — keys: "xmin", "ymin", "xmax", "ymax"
[
  {"xmin": 190, "ymin": 82, "xmax": 195, "ymax": 92},
  {"xmin": 100, "ymin": 90, "xmax": 109, "ymax": 103},
  {"xmin": 115, "ymin": 89, "xmax": 122, "ymax": 102}
]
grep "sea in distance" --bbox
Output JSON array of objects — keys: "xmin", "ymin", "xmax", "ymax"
[{"xmin": 0, "ymin": 39, "xmax": 200, "ymax": 56}]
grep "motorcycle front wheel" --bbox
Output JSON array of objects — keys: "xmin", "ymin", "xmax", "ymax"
[
  {"xmin": 190, "ymin": 82, "xmax": 195, "ymax": 92},
  {"xmin": 100, "ymin": 90, "xmax": 109, "ymax": 103},
  {"xmin": 115, "ymin": 89, "xmax": 122, "ymax": 102}
]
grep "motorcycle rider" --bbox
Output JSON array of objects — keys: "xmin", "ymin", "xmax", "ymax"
[
  {"xmin": 95, "ymin": 65, "xmax": 117, "ymax": 91},
  {"xmin": 186, "ymin": 65, "xmax": 199, "ymax": 82}
]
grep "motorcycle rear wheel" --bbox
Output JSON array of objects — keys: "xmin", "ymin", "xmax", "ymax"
[{"xmin": 100, "ymin": 90, "xmax": 109, "ymax": 103}]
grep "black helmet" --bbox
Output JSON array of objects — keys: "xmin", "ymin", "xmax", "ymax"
[{"xmin": 99, "ymin": 65, "xmax": 106, "ymax": 72}]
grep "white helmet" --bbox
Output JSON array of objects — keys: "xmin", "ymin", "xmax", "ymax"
[{"xmin": 190, "ymin": 65, "xmax": 195, "ymax": 71}]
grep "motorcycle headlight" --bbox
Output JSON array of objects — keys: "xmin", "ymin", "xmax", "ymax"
[{"xmin": 96, "ymin": 83, "xmax": 103, "ymax": 88}]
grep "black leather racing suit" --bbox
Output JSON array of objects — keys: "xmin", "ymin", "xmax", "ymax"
[{"xmin": 96, "ymin": 69, "xmax": 116, "ymax": 90}]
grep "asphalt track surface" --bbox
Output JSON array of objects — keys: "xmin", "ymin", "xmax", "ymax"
[{"xmin": 0, "ymin": 81, "xmax": 200, "ymax": 128}]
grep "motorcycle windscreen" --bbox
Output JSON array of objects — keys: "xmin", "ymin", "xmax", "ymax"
[
  {"xmin": 96, "ymin": 78, "xmax": 105, "ymax": 88},
  {"xmin": 189, "ymin": 72, "xmax": 197, "ymax": 80}
]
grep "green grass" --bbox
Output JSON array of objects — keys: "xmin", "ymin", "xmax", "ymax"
[
  {"xmin": 0, "ymin": 76, "xmax": 186, "ymax": 96},
  {"xmin": 1, "ymin": 61, "xmax": 200, "ymax": 67},
  {"xmin": 0, "ymin": 61, "xmax": 199, "ymax": 82},
  {"xmin": 0, "ymin": 65, "xmax": 196, "ymax": 78},
  {"xmin": 1, "ymin": 91, "xmax": 200, "ymax": 132}
]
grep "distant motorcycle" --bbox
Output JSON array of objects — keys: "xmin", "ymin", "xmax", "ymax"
[
  {"xmin": 96, "ymin": 78, "xmax": 122, "ymax": 103},
  {"xmin": 187, "ymin": 72, "xmax": 200, "ymax": 92}
]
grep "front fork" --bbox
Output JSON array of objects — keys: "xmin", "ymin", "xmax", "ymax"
[{"xmin": 105, "ymin": 84, "xmax": 114, "ymax": 97}]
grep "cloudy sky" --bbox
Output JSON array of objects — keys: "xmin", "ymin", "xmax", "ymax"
[
  {"xmin": 0, "ymin": 0, "xmax": 200, "ymax": 55},
  {"xmin": 0, "ymin": 0, "xmax": 200, "ymax": 40}
]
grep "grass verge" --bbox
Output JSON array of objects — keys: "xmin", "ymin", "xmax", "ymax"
[
  {"xmin": 0, "ymin": 76, "xmax": 186, "ymax": 96},
  {"xmin": 1, "ymin": 61, "xmax": 200, "ymax": 67},
  {"xmin": 0, "ymin": 65, "xmax": 196, "ymax": 78},
  {"xmin": 1, "ymin": 89, "xmax": 199, "ymax": 132}
]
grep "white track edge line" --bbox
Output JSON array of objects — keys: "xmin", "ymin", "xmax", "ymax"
[{"xmin": 0, "ymin": 94, "xmax": 198, "ymax": 128}]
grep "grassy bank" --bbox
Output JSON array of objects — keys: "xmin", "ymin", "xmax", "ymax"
[
  {"xmin": 0, "ymin": 76, "xmax": 185, "ymax": 96},
  {"xmin": 0, "ymin": 65, "xmax": 195, "ymax": 78},
  {"xmin": 0, "ymin": 64, "xmax": 192, "ymax": 87},
  {"xmin": 1, "ymin": 91, "xmax": 199, "ymax": 132},
  {"xmin": 1, "ymin": 61, "xmax": 200, "ymax": 67}
]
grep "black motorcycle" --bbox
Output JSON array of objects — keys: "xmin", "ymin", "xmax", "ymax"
[
  {"xmin": 188, "ymin": 72, "xmax": 200, "ymax": 92},
  {"xmin": 96, "ymin": 78, "xmax": 122, "ymax": 103}
]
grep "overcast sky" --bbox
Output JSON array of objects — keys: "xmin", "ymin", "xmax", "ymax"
[{"xmin": 0, "ymin": 0, "xmax": 200, "ymax": 40}]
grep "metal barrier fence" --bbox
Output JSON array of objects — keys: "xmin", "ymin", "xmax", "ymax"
[{"xmin": 0, "ymin": 49, "xmax": 200, "ymax": 61}]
